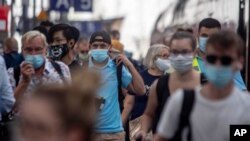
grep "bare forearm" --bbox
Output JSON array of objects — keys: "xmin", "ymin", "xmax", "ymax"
[
  {"xmin": 122, "ymin": 95, "xmax": 134, "ymax": 124},
  {"xmin": 14, "ymin": 82, "xmax": 28, "ymax": 105},
  {"xmin": 141, "ymin": 114, "xmax": 154, "ymax": 133},
  {"xmin": 127, "ymin": 64, "xmax": 145, "ymax": 95}
]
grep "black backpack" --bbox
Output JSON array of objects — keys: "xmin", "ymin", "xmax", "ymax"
[
  {"xmin": 13, "ymin": 60, "xmax": 65, "ymax": 86},
  {"xmin": 153, "ymin": 73, "xmax": 207, "ymax": 134}
]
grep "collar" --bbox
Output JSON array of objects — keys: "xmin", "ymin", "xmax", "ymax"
[{"xmin": 89, "ymin": 57, "xmax": 114, "ymax": 69}]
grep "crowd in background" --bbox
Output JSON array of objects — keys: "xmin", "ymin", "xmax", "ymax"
[{"xmin": 0, "ymin": 17, "xmax": 249, "ymax": 141}]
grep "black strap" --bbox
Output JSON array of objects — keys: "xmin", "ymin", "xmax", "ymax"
[
  {"xmin": 170, "ymin": 89, "xmax": 195, "ymax": 141},
  {"xmin": 50, "ymin": 60, "xmax": 64, "ymax": 82},
  {"xmin": 13, "ymin": 66, "xmax": 20, "ymax": 87},
  {"xmin": 153, "ymin": 74, "xmax": 170, "ymax": 133},
  {"xmin": 200, "ymin": 73, "xmax": 207, "ymax": 85},
  {"xmin": 116, "ymin": 62, "xmax": 124, "ymax": 112}
]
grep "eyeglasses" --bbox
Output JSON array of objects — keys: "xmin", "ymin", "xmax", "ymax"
[
  {"xmin": 170, "ymin": 49, "xmax": 193, "ymax": 55},
  {"xmin": 206, "ymin": 55, "xmax": 234, "ymax": 66},
  {"xmin": 23, "ymin": 47, "xmax": 44, "ymax": 53}
]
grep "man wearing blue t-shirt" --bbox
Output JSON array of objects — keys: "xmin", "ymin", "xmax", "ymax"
[
  {"xmin": 193, "ymin": 18, "xmax": 247, "ymax": 90},
  {"xmin": 88, "ymin": 31, "xmax": 145, "ymax": 141}
]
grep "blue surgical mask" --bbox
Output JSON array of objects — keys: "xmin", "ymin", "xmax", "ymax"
[
  {"xmin": 206, "ymin": 64, "xmax": 234, "ymax": 88},
  {"xmin": 90, "ymin": 49, "xmax": 109, "ymax": 63},
  {"xmin": 25, "ymin": 55, "xmax": 45, "ymax": 69},
  {"xmin": 199, "ymin": 37, "xmax": 208, "ymax": 53}
]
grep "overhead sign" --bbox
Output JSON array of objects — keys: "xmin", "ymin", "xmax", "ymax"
[
  {"xmin": 74, "ymin": 0, "xmax": 92, "ymax": 12},
  {"xmin": 0, "ymin": 6, "xmax": 9, "ymax": 32},
  {"xmin": 50, "ymin": 0, "xmax": 70, "ymax": 12}
]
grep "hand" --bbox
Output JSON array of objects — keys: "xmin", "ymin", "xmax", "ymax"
[
  {"xmin": 20, "ymin": 61, "xmax": 34, "ymax": 83},
  {"xmin": 135, "ymin": 130, "xmax": 147, "ymax": 141},
  {"xmin": 116, "ymin": 54, "xmax": 133, "ymax": 68}
]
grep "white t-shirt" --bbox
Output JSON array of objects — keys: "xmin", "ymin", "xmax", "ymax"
[{"xmin": 157, "ymin": 86, "xmax": 250, "ymax": 141}]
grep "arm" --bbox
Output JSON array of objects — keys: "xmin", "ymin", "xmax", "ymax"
[
  {"xmin": 116, "ymin": 54, "xmax": 145, "ymax": 95},
  {"xmin": 0, "ymin": 58, "xmax": 15, "ymax": 114},
  {"xmin": 140, "ymin": 80, "xmax": 158, "ymax": 133},
  {"xmin": 13, "ymin": 62, "xmax": 34, "ymax": 105},
  {"xmin": 122, "ymin": 93, "xmax": 135, "ymax": 126}
]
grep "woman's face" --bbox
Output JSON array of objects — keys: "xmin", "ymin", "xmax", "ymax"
[{"xmin": 17, "ymin": 98, "xmax": 66, "ymax": 141}]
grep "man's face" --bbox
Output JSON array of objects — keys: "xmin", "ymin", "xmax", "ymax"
[
  {"xmin": 205, "ymin": 45, "xmax": 240, "ymax": 72},
  {"xmin": 22, "ymin": 36, "xmax": 46, "ymax": 57},
  {"xmin": 76, "ymin": 41, "xmax": 89, "ymax": 54},
  {"xmin": 198, "ymin": 27, "xmax": 220, "ymax": 38},
  {"xmin": 51, "ymin": 31, "xmax": 67, "ymax": 46},
  {"xmin": 90, "ymin": 41, "xmax": 110, "ymax": 50}
]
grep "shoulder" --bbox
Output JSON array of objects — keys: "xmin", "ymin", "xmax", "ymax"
[
  {"xmin": 235, "ymin": 88, "xmax": 250, "ymax": 107},
  {"xmin": 54, "ymin": 61, "xmax": 69, "ymax": 69},
  {"xmin": 0, "ymin": 55, "xmax": 4, "ymax": 65}
]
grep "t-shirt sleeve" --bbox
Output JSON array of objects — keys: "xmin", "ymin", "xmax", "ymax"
[
  {"xmin": 157, "ymin": 89, "xmax": 184, "ymax": 139},
  {"xmin": 233, "ymin": 71, "xmax": 247, "ymax": 90},
  {"xmin": 57, "ymin": 61, "xmax": 72, "ymax": 82},
  {"xmin": 121, "ymin": 66, "xmax": 132, "ymax": 88}
]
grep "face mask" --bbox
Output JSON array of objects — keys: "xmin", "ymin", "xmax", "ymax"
[
  {"xmin": 169, "ymin": 54, "xmax": 193, "ymax": 73},
  {"xmin": 155, "ymin": 58, "xmax": 171, "ymax": 72},
  {"xmin": 90, "ymin": 49, "xmax": 109, "ymax": 63},
  {"xmin": 206, "ymin": 64, "xmax": 233, "ymax": 88},
  {"xmin": 199, "ymin": 37, "xmax": 208, "ymax": 53},
  {"xmin": 24, "ymin": 55, "xmax": 45, "ymax": 69},
  {"xmin": 78, "ymin": 53, "xmax": 89, "ymax": 61},
  {"xmin": 49, "ymin": 44, "xmax": 69, "ymax": 60}
]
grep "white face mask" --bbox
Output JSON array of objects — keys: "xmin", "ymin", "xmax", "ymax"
[
  {"xmin": 155, "ymin": 58, "xmax": 171, "ymax": 72},
  {"xmin": 169, "ymin": 54, "xmax": 193, "ymax": 73}
]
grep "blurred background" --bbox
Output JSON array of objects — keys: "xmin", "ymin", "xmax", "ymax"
[{"xmin": 0, "ymin": 0, "xmax": 249, "ymax": 88}]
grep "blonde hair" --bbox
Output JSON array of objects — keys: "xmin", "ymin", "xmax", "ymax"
[
  {"xmin": 21, "ymin": 30, "xmax": 48, "ymax": 48},
  {"xmin": 143, "ymin": 44, "xmax": 169, "ymax": 69}
]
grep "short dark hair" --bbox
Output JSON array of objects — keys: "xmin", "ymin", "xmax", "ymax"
[
  {"xmin": 110, "ymin": 30, "xmax": 120, "ymax": 39},
  {"xmin": 198, "ymin": 18, "xmax": 221, "ymax": 31},
  {"xmin": 206, "ymin": 30, "xmax": 244, "ymax": 57},
  {"xmin": 40, "ymin": 20, "xmax": 54, "ymax": 27},
  {"xmin": 33, "ymin": 26, "xmax": 48, "ymax": 40},
  {"xmin": 169, "ymin": 31, "xmax": 197, "ymax": 51},
  {"xmin": 48, "ymin": 24, "xmax": 80, "ymax": 44}
]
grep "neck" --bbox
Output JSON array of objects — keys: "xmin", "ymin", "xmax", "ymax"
[
  {"xmin": 92, "ymin": 58, "xmax": 109, "ymax": 68},
  {"xmin": 174, "ymin": 69, "xmax": 195, "ymax": 81},
  {"xmin": 62, "ymin": 51, "xmax": 74, "ymax": 65},
  {"xmin": 34, "ymin": 63, "xmax": 45, "ymax": 76},
  {"xmin": 148, "ymin": 68, "xmax": 163, "ymax": 76},
  {"xmin": 203, "ymin": 82, "xmax": 234, "ymax": 100}
]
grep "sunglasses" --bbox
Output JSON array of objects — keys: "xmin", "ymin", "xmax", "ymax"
[{"xmin": 206, "ymin": 55, "xmax": 234, "ymax": 66}]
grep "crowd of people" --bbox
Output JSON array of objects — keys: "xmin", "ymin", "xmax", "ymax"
[{"xmin": 0, "ymin": 17, "xmax": 249, "ymax": 141}]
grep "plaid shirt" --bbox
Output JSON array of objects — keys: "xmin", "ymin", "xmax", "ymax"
[{"xmin": 8, "ymin": 59, "xmax": 71, "ymax": 98}]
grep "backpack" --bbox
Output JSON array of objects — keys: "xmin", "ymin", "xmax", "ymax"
[
  {"xmin": 153, "ymin": 73, "xmax": 207, "ymax": 133},
  {"xmin": 13, "ymin": 60, "xmax": 65, "ymax": 86},
  {"xmin": 170, "ymin": 89, "xmax": 195, "ymax": 141}
]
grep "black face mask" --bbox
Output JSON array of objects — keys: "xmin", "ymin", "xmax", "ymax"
[{"xmin": 49, "ymin": 44, "xmax": 69, "ymax": 60}]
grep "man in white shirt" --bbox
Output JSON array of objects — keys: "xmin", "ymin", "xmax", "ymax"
[{"xmin": 155, "ymin": 30, "xmax": 250, "ymax": 141}]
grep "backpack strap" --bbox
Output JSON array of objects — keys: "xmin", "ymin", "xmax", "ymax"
[
  {"xmin": 13, "ymin": 66, "xmax": 21, "ymax": 87},
  {"xmin": 200, "ymin": 73, "xmax": 207, "ymax": 85},
  {"xmin": 50, "ymin": 60, "xmax": 65, "ymax": 82},
  {"xmin": 116, "ymin": 61, "xmax": 124, "ymax": 113},
  {"xmin": 170, "ymin": 89, "xmax": 195, "ymax": 141},
  {"xmin": 156, "ymin": 74, "xmax": 170, "ymax": 107}
]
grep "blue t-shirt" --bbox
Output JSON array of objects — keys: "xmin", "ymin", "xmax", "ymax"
[
  {"xmin": 89, "ymin": 59, "xmax": 132, "ymax": 133},
  {"xmin": 197, "ymin": 56, "xmax": 247, "ymax": 90},
  {"xmin": 130, "ymin": 70, "xmax": 161, "ymax": 120}
]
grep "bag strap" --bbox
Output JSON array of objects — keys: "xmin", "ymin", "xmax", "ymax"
[
  {"xmin": 170, "ymin": 89, "xmax": 195, "ymax": 141},
  {"xmin": 115, "ymin": 60, "xmax": 124, "ymax": 113},
  {"xmin": 156, "ymin": 74, "xmax": 170, "ymax": 105},
  {"xmin": 200, "ymin": 73, "xmax": 207, "ymax": 85},
  {"xmin": 13, "ymin": 66, "xmax": 20, "ymax": 87},
  {"xmin": 50, "ymin": 60, "xmax": 65, "ymax": 82}
]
